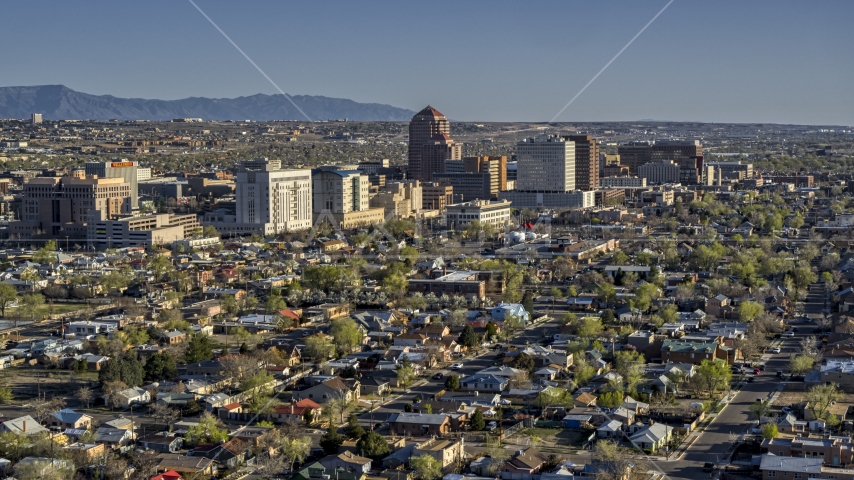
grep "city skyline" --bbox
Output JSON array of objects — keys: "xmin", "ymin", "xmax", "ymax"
[{"xmin": 0, "ymin": 0, "xmax": 850, "ymax": 125}]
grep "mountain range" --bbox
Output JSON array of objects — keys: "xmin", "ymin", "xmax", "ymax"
[{"xmin": 0, "ymin": 85, "xmax": 416, "ymax": 122}]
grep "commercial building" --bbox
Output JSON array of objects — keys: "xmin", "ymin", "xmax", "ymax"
[
  {"xmin": 705, "ymin": 161, "xmax": 754, "ymax": 180},
  {"xmin": 617, "ymin": 142, "xmax": 652, "ymax": 174},
  {"xmin": 431, "ymin": 171, "xmax": 491, "ymax": 202},
  {"xmin": 12, "ymin": 172, "xmax": 132, "ymax": 238},
  {"xmin": 444, "ymin": 199, "xmax": 511, "ymax": 230},
  {"xmin": 408, "ymin": 270, "xmax": 488, "ymax": 300},
  {"xmin": 463, "ymin": 156, "xmax": 507, "ymax": 194},
  {"xmin": 564, "ymin": 135, "xmax": 599, "ymax": 190},
  {"xmin": 408, "ymin": 106, "xmax": 461, "ymax": 182},
  {"xmin": 618, "ymin": 140, "xmax": 703, "ymax": 174},
  {"xmin": 498, "ymin": 190, "xmax": 595, "ymax": 209},
  {"xmin": 312, "ymin": 166, "xmax": 385, "ymax": 228},
  {"xmin": 516, "ymin": 135, "xmax": 576, "ymax": 192},
  {"xmin": 88, "ymin": 213, "xmax": 199, "ymax": 248},
  {"xmin": 203, "ymin": 158, "xmax": 312, "ymax": 235},
  {"xmin": 765, "ymin": 175, "xmax": 814, "ymax": 188},
  {"xmin": 421, "ymin": 182, "xmax": 454, "ymax": 211},
  {"xmin": 136, "ymin": 168, "xmax": 152, "ymax": 182},
  {"xmin": 369, "ymin": 180, "xmax": 422, "ymax": 218},
  {"xmin": 638, "ymin": 161, "xmax": 681, "ymax": 184},
  {"xmin": 601, "ymin": 176, "xmax": 647, "ymax": 188},
  {"xmin": 85, "ymin": 160, "xmax": 139, "ymax": 210},
  {"xmin": 31, "ymin": 113, "xmax": 42, "ymax": 124}
]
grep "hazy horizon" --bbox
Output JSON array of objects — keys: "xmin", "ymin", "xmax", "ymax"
[{"xmin": 1, "ymin": 0, "xmax": 852, "ymax": 125}]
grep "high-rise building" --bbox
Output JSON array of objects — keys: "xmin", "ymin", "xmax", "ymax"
[
  {"xmin": 12, "ymin": 174, "xmax": 132, "ymax": 238},
  {"xmin": 312, "ymin": 165, "xmax": 385, "ymax": 228},
  {"xmin": 408, "ymin": 106, "xmax": 460, "ymax": 182},
  {"xmin": 564, "ymin": 135, "xmax": 599, "ymax": 190},
  {"xmin": 433, "ymin": 156, "xmax": 507, "ymax": 202},
  {"xmin": 370, "ymin": 180, "xmax": 423, "ymax": 218},
  {"xmin": 203, "ymin": 158, "xmax": 312, "ymax": 236},
  {"xmin": 86, "ymin": 160, "xmax": 139, "ymax": 210},
  {"xmin": 617, "ymin": 142, "xmax": 652, "ymax": 174},
  {"xmin": 516, "ymin": 135, "xmax": 576, "ymax": 192},
  {"xmin": 421, "ymin": 182, "xmax": 454, "ymax": 211},
  {"xmin": 31, "ymin": 113, "xmax": 42, "ymax": 124}
]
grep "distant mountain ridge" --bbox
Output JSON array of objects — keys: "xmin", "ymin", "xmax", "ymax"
[{"xmin": 0, "ymin": 85, "xmax": 416, "ymax": 121}]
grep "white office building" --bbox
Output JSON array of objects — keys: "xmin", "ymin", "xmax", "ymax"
[
  {"xmin": 204, "ymin": 158, "xmax": 312, "ymax": 235},
  {"xmin": 601, "ymin": 176, "xmax": 647, "ymax": 188},
  {"xmin": 516, "ymin": 135, "xmax": 576, "ymax": 192},
  {"xmin": 445, "ymin": 199, "xmax": 512, "ymax": 229},
  {"xmin": 498, "ymin": 190, "xmax": 594, "ymax": 209},
  {"xmin": 638, "ymin": 161, "xmax": 680, "ymax": 185}
]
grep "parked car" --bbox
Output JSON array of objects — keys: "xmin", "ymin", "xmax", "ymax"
[
  {"xmin": 451, "ymin": 363, "xmax": 464, "ymax": 370},
  {"xmin": 432, "ymin": 373, "xmax": 444, "ymax": 380},
  {"xmin": 792, "ymin": 327, "xmax": 799, "ymax": 332},
  {"xmin": 747, "ymin": 377, "xmax": 755, "ymax": 383},
  {"xmin": 753, "ymin": 368, "xmax": 761, "ymax": 374},
  {"xmin": 703, "ymin": 463, "xmax": 715, "ymax": 472},
  {"xmin": 770, "ymin": 347, "xmax": 781, "ymax": 354},
  {"xmin": 777, "ymin": 371, "xmax": 785, "ymax": 378},
  {"xmin": 486, "ymin": 421, "xmax": 498, "ymax": 432},
  {"xmin": 783, "ymin": 331, "xmax": 795, "ymax": 337}
]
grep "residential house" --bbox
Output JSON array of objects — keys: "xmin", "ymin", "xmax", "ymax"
[
  {"xmin": 762, "ymin": 437, "xmax": 854, "ymax": 466},
  {"xmin": 413, "ymin": 438, "xmax": 464, "ymax": 469},
  {"xmin": 106, "ymin": 386, "xmax": 151, "ymax": 407},
  {"xmin": 139, "ymin": 432, "xmax": 184, "ymax": 453},
  {"xmin": 628, "ymin": 423, "xmax": 672, "ymax": 452},
  {"xmin": 47, "ymin": 409, "xmax": 93, "ymax": 430},
  {"xmin": 421, "ymin": 324, "xmax": 450, "ymax": 340},
  {"xmin": 503, "ymin": 447, "xmax": 547, "ymax": 475},
  {"xmin": 0, "ymin": 415, "xmax": 49, "ymax": 435},
  {"xmin": 271, "ymin": 399, "xmax": 321, "ymax": 424},
  {"xmin": 94, "ymin": 427, "xmax": 134, "ymax": 448},
  {"xmin": 758, "ymin": 455, "xmax": 825, "ymax": 480},
  {"xmin": 193, "ymin": 438, "xmax": 250, "ymax": 469},
  {"xmin": 319, "ymin": 451, "xmax": 373, "ymax": 474},
  {"xmin": 597, "ymin": 420, "xmax": 623, "ymax": 439},
  {"xmin": 706, "ymin": 294, "xmax": 732, "ymax": 318},
  {"xmin": 62, "ymin": 442, "xmax": 105, "ymax": 461},
  {"xmin": 489, "ymin": 302, "xmax": 531, "ymax": 324},
  {"xmin": 162, "ymin": 330, "xmax": 187, "ymax": 345},
  {"xmin": 394, "ymin": 333, "xmax": 428, "ymax": 347},
  {"xmin": 459, "ymin": 374, "xmax": 508, "ymax": 393},
  {"xmin": 660, "ymin": 339, "xmax": 734, "ymax": 365},
  {"xmin": 388, "ymin": 412, "xmax": 453, "ymax": 436},
  {"xmin": 292, "ymin": 377, "xmax": 360, "ymax": 403},
  {"xmin": 157, "ymin": 454, "xmax": 216, "ymax": 476},
  {"xmin": 573, "ymin": 392, "xmax": 598, "ymax": 408}
]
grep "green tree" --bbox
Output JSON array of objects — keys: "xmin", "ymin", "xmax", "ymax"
[
  {"xmin": 99, "ymin": 352, "xmax": 145, "ymax": 387},
  {"xmin": 331, "ymin": 318, "xmax": 365, "ymax": 354},
  {"xmin": 185, "ymin": 412, "xmax": 228, "ymax": 444},
  {"xmin": 344, "ymin": 414, "xmax": 366, "ymax": 439},
  {"xmin": 412, "ymin": 454, "xmax": 443, "ymax": 480},
  {"xmin": 265, "ymin": 295, "xmax": 287, "ymax": 314},
  {"xmin": 750, "ymin": 400, "xmax": 772, "ymax": 421},
  {"xmin": 577, "ymin": 316, "xmax": 604, "ymax": 340},
  {"xmin": 320, "ymin": 427, "xmax": 345, "ymax": 454},
  {"xmin": 458, "ymin": 325, "xmax": 479, "ymax": 349},
  {"xmin": 148, "ymin": 254, "xmax": 172, "ymax": 279},
  {"xmin": 396, "ymin": 355, "xmax": 417, "ymax": 390},
  {"xmin": 805, "ymin": 383, "xmax": 843, "ymax": 424},
  {"xmin": 485, "ymin": 321, "xmax": 498, "ymax": 339},
  {"xmin": 470, "ymin": 408, "xmax": 486, "ymax": 431},
  {"xmin": 221, "ymin": 294, "xmax": 239, "ymax": 317},
  {"xmin": 598, "ymin": 391, "xmax": 624, "ymax": 409},
  {"xmin": 143, "ymin": 352, "xmax": 178, "ymax": 381},
  {"xmin": 511, "ymin": 352, "xmax": 534, "ymax": 371},
  {"xmin": 383, "ymin": 272, "xmax": 409, "ymax": 301},
  {"xmin": 282, "ymin": 436, "xmax": 312, "ymax": 473},
  {"xmin": 202, "ymin": 225, "xmax": 221, "ymax": 238},
  {"xmin": 32, "ymin": 247, "xmax": 57, "ymax": 264},
  {"xmin": 790, "ymin": 355, "xmax": 815, "ymax": 376},
  {"xmin": 0, "ymin": 283, "xmax": 18, "ymax": 318},
  {"xmin": 611, "ymin": 251, "xmax": 629, "ymax": 265},
  {"xmin": 694, "ymin": 359, "xmax": 732, "ymax": 398},
  {"xmin": 304, "ymin": 336, "xmax": 334, "ymax": 364},
  {"xmin": 738, "ymin": 301, "xmax": 764, "ymax": 322},
  {"xmin": 521, "ymin": 291, "xmax": 535, "ymax": 316},
  {"xmin": 185, "ymin": 334, "xmax": 215, "ymax": 363},
  {"xmin": 761, "ymin": 423, "xmax": 779, "ymax": 439},
  {"xmin": 20, "ymin": 293, "xmax": 45, "ymax": 321},
  {"xmin": 357, "ymin": 431, "xmax": 390, "ymax": 458},
  {"xmin": 445, "ymin": 375, "xmax": 460, "ymax": 391}
]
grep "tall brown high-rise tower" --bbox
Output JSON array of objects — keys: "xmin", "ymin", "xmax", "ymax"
[
  {"xmin": 564, "ymin": 135, "xmax": 599, "ymax": 191},
  {"xmin": 408, "ymin": 106, "xmax": 457, "ymax": 182}
]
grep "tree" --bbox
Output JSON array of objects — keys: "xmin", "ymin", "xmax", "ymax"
[
  {"xmin": 511, "ymin": 352, "xmax": 534, "ymax": 371},
  {"xmin": 805, "ymin": 383, "xmax": 842, "ymax": 423},
  {"xmin": 99, "ymin": 352, "xmax": 145, "ymax": 387},
  {"xmin": 304, "ymin": 336, "xmax": 334, "ymax": 364},
  {"xmin": 790, "ymin": 355, "xmax": 816, "ymax": 377},
  {"xmin": 383, "ymin": 272, "xmax": 409, "ymax": 301},
  {"xmin": 0, "ymin": 283, "xmax": 18, "ymax": 318},
  {"xmin": 485, "ymin": 321, "xmax": 498, "ymax": 339},
  {"xmin": 445, "ymin": 375, "xmax": 460, "ymax": 391},
  {"xmin": 19, "ymin": 293, "xmax": 45, "ymax": 322},
  {"xmin": 282, "ymin": 436, "xmax": 312, "ymax": 473},
  {"xmin": 344, "ymin": 414, "xmax": 366, "ymax": 439},
  {"xmin": 749, "ymin": 400, "xmax": 772, "ymax": 421},
  {"xmin": 738, "ymin": 301, "xmax": 764, "ymax": 322},
  {"xmin": 508, "ymin": 370, "xmax": 533, "ymax": 390},
  {"xmin": 186, "ymin": 412, "xmax": 229, "ymax": 444},
  {"xmin": 458, "ymin": 325, "xmax": 479, "ymax": 349},
  {"xmin": 331, "ymin": 318, "xmax": 364, "ymax": 354},
  {"xmin": 521, "ymin": 291, "xmax": 535, "ymax": 316},
  {"xmin": 611, "ymin": 251, "xmax": 629, "ymax": 265},
  {"xmin": 412, "ymin": 454, "xmax": 443, "ymax": 480},
  {"xmin": 320, "ymin": 427, "xmax": 345, "ymax": 454},
  {"xmin": 265, "ymin": 295, "xmax": 287, "ymax": 314},
  {"xmin": 470, "ymin": 408, "xmax": 486, "ymax": 431},
  {"xmin": 203, "ymin": 225, "xmax": 221, "ymax": 238},
  {"xmin": 32, "ymin": 246, "xmax": 57, "ymax": 264},
  {"xmin": 122, "ymin": 326, "xmax": 149, "ymax": 346},
  {"xmin": 0, "ymin": 387, "xmax": 12, "ymax": 404},
  {"xmin": 577, "ymin": 316, "xmax": 604, "ymax": 340},
  {"xmin": 143, "ymin": 352, "xmax": 177, "ymax": 382},
  {"xmin": 761, "ymin": 423, "xmax": 779, "ymax": 439},
  {"xmin": 357, "ymin": 431, "xmax": 390, "ymax": 458},
  {"xmin": 598, "ymin": 391, "xmax": 624, "ymax": 409},
  {"xmin": 148, "ymin": 254, "xmax": 172, "ymax": 279},
  {"xmin": 396, "ymin": 355, "xmax": 417, "ymax": 390},
  {"xmin": 694, "ymin": 359, "xmax": 732, "ymax": 398},
  {"xmin": 185, "ymin": 334, "xmax": 215, "ymax": 363}
]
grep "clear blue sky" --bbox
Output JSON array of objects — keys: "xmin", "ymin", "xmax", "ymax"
[{"xmin": 2, "ymin": 0, "xmax": 852, "ymax": 125}]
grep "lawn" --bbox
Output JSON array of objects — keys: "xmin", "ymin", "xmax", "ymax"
[{"xmin": 519, "ymin": 427, "xmax": 591, "ymax": 448}]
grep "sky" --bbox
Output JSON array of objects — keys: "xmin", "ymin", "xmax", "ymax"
[{"xmin": 1, "ymin": 0, "xmax": 852, "ymax": 125}]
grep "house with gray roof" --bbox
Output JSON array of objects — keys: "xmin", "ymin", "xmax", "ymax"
[
  {"xmin": 47, "ymin": 409, "xmax": 92, "ymax": 430},
  {"xmin": 0, "ymin": 415, "xmax": 49, "ymax": 436},
  {"xmin": 759, "ymin": 455, "xmax": 822, "ymax": 480},
  {"xmin": 459, "ymin": 374, "xmax": 508, "ymax": 393},
  {"xmin": 628, "ymin": 423, "xmax": 672, "ymax": 452},
  {"xmin": 388, "ymin": 412, "xmax": 454, "ymax": 436}
]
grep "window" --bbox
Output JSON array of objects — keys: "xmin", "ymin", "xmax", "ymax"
[
  {"xmin": 768, "ymin": 472, "xmax": 775, "ymax": 478},
  {"xmin": 794, "ymin": 475, "xmax": 801, "ymax": 479}
]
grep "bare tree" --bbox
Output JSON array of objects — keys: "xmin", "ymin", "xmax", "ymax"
[{"xmin": 77, "ymin": 387, "xmax": 94, "ymax": 409}]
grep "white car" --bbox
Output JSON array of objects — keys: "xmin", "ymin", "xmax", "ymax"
[
  {"xmin": 770, "ymin": 347, "xmax": 781, "ymax": 354},
  {"xmin": 451, "ymin": 363, "xmax": 464, "ymax": 370},
  {"xmin": 783, "ymin": 331, "xmax": 795, "ymax": 337}
]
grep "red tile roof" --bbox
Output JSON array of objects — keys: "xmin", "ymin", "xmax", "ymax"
[
  {"xmin": 222, "ymin": 402, "xmax": 241, "ymax": 410},
  {"xmin": 415, "ymin": 105, "xmax": 445, "ymax": 118},
  {"xmin": 151, "ymin": 471, "xmax": 183, "ymax": 480},
  {"xmin": 278, "ymin": 309, "xmax": 301, "ymax": 320}
]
